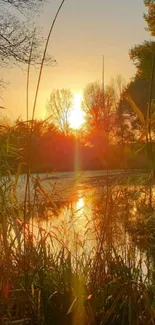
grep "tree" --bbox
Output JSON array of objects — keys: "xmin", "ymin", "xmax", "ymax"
[
  {"xmin": 116, "ymin": 78, "xmax": 153, "ymax": 143},
  {"xmin": 144, "ymin": 0, "xmax": 155, "ymax": 36},
  {"xmin": 82, "ymin": 81, "xmax": 118, "ymax": 143},
  {"xmin": 0, "ymin": 0, "xmax": 50, "ymax": 67},
  {"xmin": 129, "ymin": 0, "xmax": 155, "ymax": 80},
  {"xmin": 113, "ymin": 76, "xmax": 133, "ymax": 145},
  {"xmin": 130, "ymin": 41, "xmax": 155, "ymax": 80},
  {"xmin": 82, "ymin": 82, "xmax": 104, "ymax": 136},
  {"xmin": 47, "ymin": 89, "xmax": 73, "ymax": 135},
  {"xmin": 128, "ymin": 1, "xmax": 155, "ymax": 143}
]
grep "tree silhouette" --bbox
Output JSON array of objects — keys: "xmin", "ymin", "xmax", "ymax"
[
  {"xmin": 47, "ymin": 89, "xmax": 73, "ymax": 135},
  {"xmin": 0, "ymin": 0, "xmax": 51, "ymax": 67},
  {"xmin": 144, "ymin": 0, "xmax": 155, "ymax": 36},
  {"xmin": 130, "ymin": 41, "xmax": 155, "ymax": 80},
  {"xmin": 82, "ymin": 81, "xmax": 117, "ymax": 144}
]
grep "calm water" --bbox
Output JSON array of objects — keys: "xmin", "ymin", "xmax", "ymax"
[
  {"xmin": 4, "ymin": 169, "xmax": 152, "ymax": 276},
  {"xmin": 15, "ymin": 170, "xmax": 153, "ymax": 260}
]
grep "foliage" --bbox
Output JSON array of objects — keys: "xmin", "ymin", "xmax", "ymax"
[
  {"xmin": 129, "ymin": 0, "xmax": 155, "ymax": 80},
  {"xmin": 82, "ymin": 81, "xmax": 118, "ymax": 150},
  {"xmin": 116, "ymin": 78, "xmax": 155, "ymax": 143},
  {"xmin": 0, "ymin": 175, "xmax": 155, "ymax": 325},
  {"xmin": 1, "ymin": 117, "xmax": 155, "ymax": 172},
  {"xmin": 1, "ymin": 0, "xmax": 155, "ymax": 323},
  {"xmin": 82, "ymin": 82, "xmax": 105, "ymax": 135},
  {"xmin": 144, "ymin": 0, "xmax": 155, "ymax": 36},
  {"xmin": 130, "ymin": 41, "xmax": 155, "ymax": 79}
]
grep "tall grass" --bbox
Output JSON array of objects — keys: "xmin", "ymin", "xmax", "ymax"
[{"xmin": 0, "ymin": 171, "xmax": 155, "ymax": 324}]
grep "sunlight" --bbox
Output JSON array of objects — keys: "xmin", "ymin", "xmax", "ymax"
[
  {"xmin": 76, "ymin": 196, "xmax": 84, "ymax": 211},
  {"xmin": 75, "ymin": 195, "xmax": 85, "ymax": 222},
  {"xmin": 68, "ymin": 93, "xmax": 85, "ymax": 130}
]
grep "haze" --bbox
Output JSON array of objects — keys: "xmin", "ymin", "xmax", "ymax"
[{"xmin": 1, "ymin": 0, "xmax": 150, "ymax": 121}]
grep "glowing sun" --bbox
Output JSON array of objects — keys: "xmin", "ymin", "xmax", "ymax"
[{"xmin": 69, "ymin": 93, "xmax": 85, "ymax": 130}]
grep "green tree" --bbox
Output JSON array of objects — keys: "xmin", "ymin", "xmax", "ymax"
[
  {"xmin": 114, "ymin": 78, "xmax": 133, "ymax": 144},
  {"xmin": 130, "ymin": 41, "xmax": 155, "ymax": 79},
  {"xmin": 116, "ymin": 78, "xmax": 154, "ymax": 143},
  {"xmin": 129, "ymin": 0, "xmax": 155, "ymax": 80},
  {"xmin": 128, "ymin": 1, "xmax": 155, "ymax": 142},
  {"xmin": 144, "ymin": 0, "xmax": 155, "ymax": 36}
]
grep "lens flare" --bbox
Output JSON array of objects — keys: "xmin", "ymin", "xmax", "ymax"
[{"xmin": 69, "ymin": 93, "xmax": 85, "ymax": 130}]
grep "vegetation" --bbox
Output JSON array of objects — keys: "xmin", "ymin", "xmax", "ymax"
[
  {"xmin": 0, "ymin": 0, "xmax": 155, "ymax": 324},
  {"xmin": 47, "ymin": 89, "xmax": 73, "ymax": 136},
  {"xmin": 0, "ymin": 172, "xmax": 155, "ymax": 325},
  {"xmin": 144, "ymin": 0, "xmax": 155, "ymax": 36},
  {"xmin": 0, "ymin": 0, "xmax": 49, "ymax": 67}
]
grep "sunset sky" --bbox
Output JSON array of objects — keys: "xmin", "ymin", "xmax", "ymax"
[{"xmin": 1, "ymin": 0, "xmax": 151, "ymax": 121}]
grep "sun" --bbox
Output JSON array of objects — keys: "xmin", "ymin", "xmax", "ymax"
[{"xmin": 68, "ymin": 93, "xmax": 85, "ymax": 130}]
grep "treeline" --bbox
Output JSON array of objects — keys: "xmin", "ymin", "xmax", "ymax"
[
  {"xmin": 0, "ymin": 117, "xmax": 154, "ymax": 175},
  {"xmin": 0, "ymin": 0, "xmax": 155, "ymax": 174},
  {"xmin": 0, "ymin": 73, "xmax": 155, "ymax": 173},
  {"xmin": 1, "ymin": 75, "xmax": 155, "ymax": 174}
]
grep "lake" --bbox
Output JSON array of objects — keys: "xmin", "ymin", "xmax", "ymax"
[{"xmin": 13, "ymin": 169, "xmax": 154, "ymax": 273}]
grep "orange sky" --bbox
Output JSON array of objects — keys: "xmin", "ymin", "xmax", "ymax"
[{"xmin": 0, "ymin": 0, "xmax": 151, "ymax": 122}]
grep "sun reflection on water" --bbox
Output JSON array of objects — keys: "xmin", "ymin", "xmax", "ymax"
[{"xmin": 76, "ymin": 196, "xmax": 84, "ymax": 211}]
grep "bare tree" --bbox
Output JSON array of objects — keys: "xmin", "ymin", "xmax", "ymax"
[
  {"xmin": 47, "ymin": 89, "xmax": 73, "ymax": 135},
  {"xmin": 0, "ymin": 0, "xmax": 51, "ymax": 67},
  {"xmin": 1, "ymin": 0, "xmax": 43, "ymax": 10}
]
